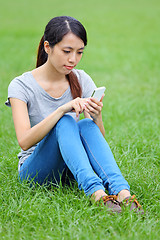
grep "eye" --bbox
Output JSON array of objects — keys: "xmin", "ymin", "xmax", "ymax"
[
  {"xmin": 77, "ymin": 51, "xmax": 83, "ymax": 55},
  {"xmin": 63, "ymin": 50, "xmax": 70, "ymax": 54}
]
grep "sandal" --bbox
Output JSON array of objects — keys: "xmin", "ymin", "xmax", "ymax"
[
  {"xmin": 99, "ymin": 195, "xmax": 122, "ymax": 213},
  {"xmin": 119, "ymin": 195, "xmax": 144, "ymax": 214}
]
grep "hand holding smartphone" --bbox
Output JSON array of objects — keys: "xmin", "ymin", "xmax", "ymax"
[{"xmin": 91, "ymin": 87, "xmax": 106, "ymax": 101}]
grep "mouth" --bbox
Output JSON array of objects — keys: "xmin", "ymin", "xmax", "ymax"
[{"xmin": 64, "ymin": 65, "xmax": 76, "ymax": 70}]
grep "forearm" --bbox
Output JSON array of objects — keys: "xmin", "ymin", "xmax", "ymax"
[
  {"xmin": 84, "ymin": 111, "xmax": 105, "ymax": 137},
  {"xmin": 18, "ymin": 107, "xmax": 64, "ymax": 151},
  {"xmin": 93, "ymin": 113, "xmax": 105, "ymax": 137},
  {"xmin": 12, "ymin": 97, "xmax": 88, "ymax": 150}
]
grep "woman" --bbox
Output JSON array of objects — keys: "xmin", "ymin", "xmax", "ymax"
[{"xmin": 6, "ymin": 16, "xmax": 143, "ymax": 214}]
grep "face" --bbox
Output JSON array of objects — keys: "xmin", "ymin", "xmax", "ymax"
[{"xmin": 44, "ymin": 32, "xmax": 85, "ymax": 75}]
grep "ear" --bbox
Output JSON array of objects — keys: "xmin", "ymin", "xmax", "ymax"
[{"xmin": 44, "ymin": 41, "xmax": 50, "ymax": 54}]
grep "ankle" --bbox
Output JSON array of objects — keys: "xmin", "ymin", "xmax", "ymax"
[
  {"xmin": 117, "ymin": 190, "xmax": 131, "ymax": 202},
  {"xmin": 91, "ymin": 189, "xmax": 107, "ymax": 202}
]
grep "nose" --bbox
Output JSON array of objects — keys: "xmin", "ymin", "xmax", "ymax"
[{"xmin": 68, "ymin": 53, "xmax": 76, "ymax": 63}]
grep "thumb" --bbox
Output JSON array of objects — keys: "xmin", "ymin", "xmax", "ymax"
[{"xmin": 100, "ymin": 94, "xmax": 105, "ymax": 102}]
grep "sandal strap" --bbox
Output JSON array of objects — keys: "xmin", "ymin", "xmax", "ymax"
[
  {"xmin": 124, "ymin": 195, "xmax": 142, "ymax": 208},
  {"xmin": 101, "ymin": 195, "xmax": 119, "ymax": 205}
]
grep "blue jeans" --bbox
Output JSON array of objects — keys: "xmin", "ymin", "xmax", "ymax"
[{"xmin": 19, "ymin": 115, "xmax": 130, "ymax": 196}]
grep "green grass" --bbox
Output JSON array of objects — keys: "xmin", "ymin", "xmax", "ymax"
[{"xmin": 0, "ymin": 0, "xmax": 160, "ymax": 239}]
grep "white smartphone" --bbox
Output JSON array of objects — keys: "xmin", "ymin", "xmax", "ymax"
[{"xmin": 91, "ymin": 87, "xmax": 106, "ymax": 101}]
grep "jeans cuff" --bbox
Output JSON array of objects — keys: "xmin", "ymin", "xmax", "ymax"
[
  {"xmin": 85, "ymin": 185, "xmax": 105, "ymax": 196},
  {"xmin": 109, "ymin": 184, "xmax": 130, "ymax": 196}
]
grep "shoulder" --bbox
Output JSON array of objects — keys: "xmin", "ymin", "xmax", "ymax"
[
  {"xmin": 72, "ymin": 69, "xmax": 96, "ymax": 98},
  {"xmin": 6, "ymin": 72, "xmax": 34, "ymax": 106},
  {"xmin": 8, "ymin": 71, "xmax": 37, "ymax": 96},
  {"xmin": 73, "ymin": 69, "xmax": 92, "ymax": 82},
  {"xmin": 8, "ymin": 71, "xmax": 33, "ymax": 89},
  {"xmin": 72, "ymin": 69, "xmax": 96, "ymax": 87}
]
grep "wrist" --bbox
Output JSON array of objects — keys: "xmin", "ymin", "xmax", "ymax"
[
  {"xmin": 56, "ymin": 106, "xmax": 65, "ymax": 118},
  {"xmin": 93, "ymin": 114, "xmax": 102, "ymax": 124}
]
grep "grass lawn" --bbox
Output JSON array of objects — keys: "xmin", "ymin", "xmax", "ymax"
[{"xmin": 0, "ymin": 0, "xmax": 160, "ymax": 239}]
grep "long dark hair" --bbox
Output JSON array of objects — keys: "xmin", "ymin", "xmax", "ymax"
[{"xmin": 36, "ymin": 16, "xmax": 87, "ymax": 99}]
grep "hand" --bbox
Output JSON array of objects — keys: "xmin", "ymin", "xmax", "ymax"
[
  {"xmin": 83, "ymin": 95, "xmax": 104, "ymax": 121},
  {"xmin": 60, "ymin": 97, "xmax": 87, "ymax": 118}
]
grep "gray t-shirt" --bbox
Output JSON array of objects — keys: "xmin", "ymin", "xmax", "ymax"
[{"xmin": 5, "ymin": 69, "xmax": 96, "ymax": 167}]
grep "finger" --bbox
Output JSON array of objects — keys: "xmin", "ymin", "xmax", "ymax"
[
  {"xmin": 75, "ymin": 107, "xmax": 80, "ymax": 118},
  {"xmin": 87, "ymin": 99, "xmax": 98, "ymax": 108},
  {"xmin": 90, "ymin": 94, "xmax": 105, "ymax": 103},
  {"xmin": 75, "ymin": 98, "xmax": 86, "ymax": 112},
  {"xmin": 72, "ymin": 103, "xmax": 80, "ymax": 117},
  {"xmin": 84, "ymin": 103, "xmax": 100, "ymax": 115},
  {"xmin": 90, "ymin": 97, "xmax": 103, "ymax": 107},
  {"xmin": 86, "ymin": 100, "xmax": 102, "ymax": 112},
  {"xmin": 84, "ymin": 106, "xmax": 97, "ymax": 119},
  {"xmin": 100, "ymin": 94, "xmax": 105, "ymax": 102},
  {"xmin": 90, "ymin": 97, "xmax": 99, "ymax": 104},
  {"xmin": 90, "ymin": 99, "xmax": 103, "ymax": 108},
  {"xmin": 79, "ymin": 101, "xmax": 85, "ymax": 112}
]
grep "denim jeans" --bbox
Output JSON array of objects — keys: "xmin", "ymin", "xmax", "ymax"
[{"xmin": 19, "ymin": 115, "xmax": 130, "ymax": 196}]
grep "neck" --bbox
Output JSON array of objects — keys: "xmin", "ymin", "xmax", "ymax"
[{"xmin": 38, "ymin": 61, "xmax": 66, "ymax": 83}]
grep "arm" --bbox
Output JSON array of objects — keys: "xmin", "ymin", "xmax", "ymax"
[{"xmin": 10, "ymin": 97, "xmax": 87, "ymax": 151}]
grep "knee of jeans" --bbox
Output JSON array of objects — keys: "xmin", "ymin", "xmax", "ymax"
[
  {"xmin": 58, "ymin": 114, "xmax": 75, "ymax": 124},
  {"xmin": 78, "ymin": 118, "xmax": 97, "ymax": 131},
  {"xmin": 45, "ymin": 115, "xmax": 75, "ymax": 140},
  {"xmin": 56, "ymin": 115, "xmax": 76, "ymax": 130}
]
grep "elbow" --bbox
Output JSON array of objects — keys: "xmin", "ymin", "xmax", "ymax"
[
  {"xmin": 18, "ymin": 139, "xmax": 30, "ymax": 151},
  {"xmin": 21, "ymin": 145, "xmax": 29, "ymax": 151}
]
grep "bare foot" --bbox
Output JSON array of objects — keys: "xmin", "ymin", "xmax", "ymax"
[
  {"xmin": 91, "ymin": 189, "xmax": 107, "ymax": 202},
  {"xmin": 117, "ymin": 189, "xmax": 131, "ymax": 202}
]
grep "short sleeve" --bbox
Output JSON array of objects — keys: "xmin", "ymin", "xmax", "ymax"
[
  {"xmin": 5, "ymin": 77, "xmax": 29, "ymax": 107},
  {"xmin": 73, "ymin": 69, "xmax": 97, "ymax": 98}
]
